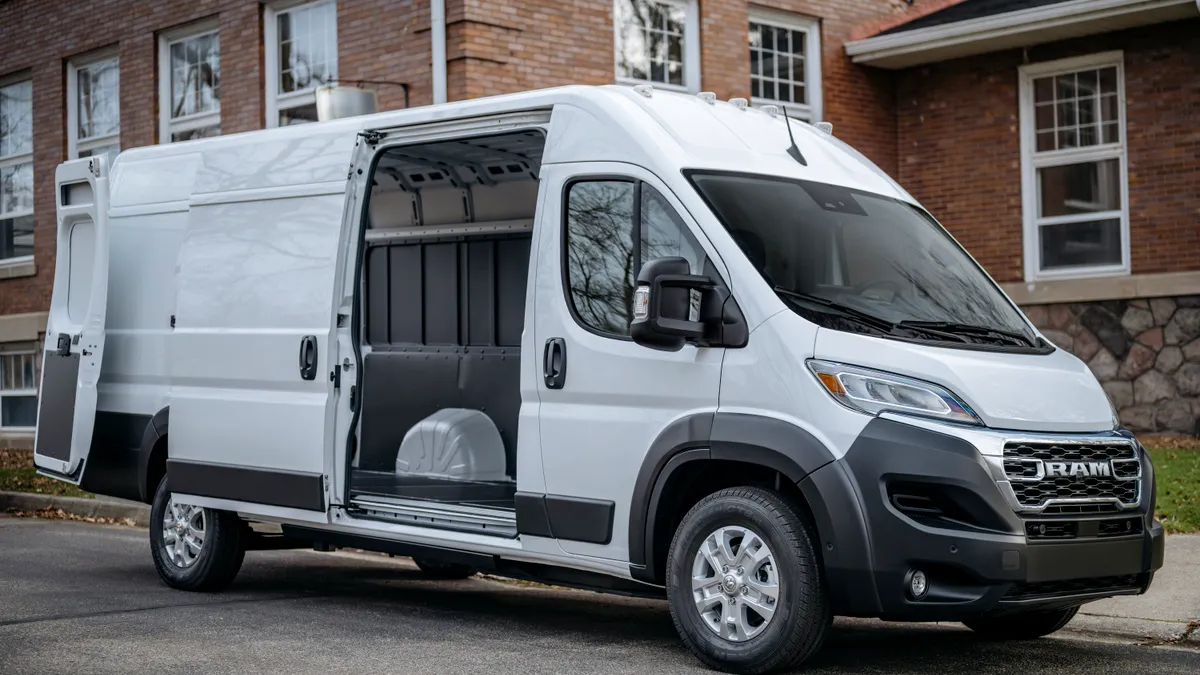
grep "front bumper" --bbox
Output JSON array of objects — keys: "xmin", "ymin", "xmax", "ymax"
[{"xmin": 798, "ymin": 417, "xmax": 1165, "ymax": 621}]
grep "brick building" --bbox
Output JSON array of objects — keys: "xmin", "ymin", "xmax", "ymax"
[{"xmin": 0, "ymin": 0, "xmax": 1197, "ymax": 443}]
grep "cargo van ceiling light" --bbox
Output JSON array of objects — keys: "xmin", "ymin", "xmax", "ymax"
[{"xmin": 807, "ymin": 360, "xmax": 981, "ymax": 425}]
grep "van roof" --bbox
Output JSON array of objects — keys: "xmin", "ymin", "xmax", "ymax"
[{"xmin": 108, "ymin": 85, "xmax": 913, "ymax": 209}]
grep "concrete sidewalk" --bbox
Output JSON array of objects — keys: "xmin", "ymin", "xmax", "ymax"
[
  {"xmin": 0, "ymin": 490, "xmax": 151, "ymax": 527},
  {"xmin": 1066, "ymin": 534, "xmax": 1200, "ymax": 646}
]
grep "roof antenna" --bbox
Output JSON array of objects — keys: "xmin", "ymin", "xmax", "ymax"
[{"xmin": 782, "ymin": 113, "xmax": 807, "ymax": 166}]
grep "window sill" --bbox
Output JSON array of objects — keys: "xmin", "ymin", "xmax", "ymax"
[
  {"xmin": 1002, "ymin": 270, "xmax": 1200, "ymax": 305},
  {"xmin": 0, "ymin": 258, "xmax": 36, "ymax": 280},
  {"xmin": 0, "ymin": 427, "xmax": 36, "ymax": 440}
]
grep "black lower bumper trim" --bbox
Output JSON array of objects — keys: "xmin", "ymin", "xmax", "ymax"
[
  {"xmin": 801, "ymin": 418, "xmax": 1165, "ymax": 621},
  {"xmin": 1002, "ymin": 573, "xmax": 1144, "ymax": 602}
]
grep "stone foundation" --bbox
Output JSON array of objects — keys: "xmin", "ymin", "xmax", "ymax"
[{"xmin": 1023, "ymin": 296, "xmax": 1200, "ymax": 435}]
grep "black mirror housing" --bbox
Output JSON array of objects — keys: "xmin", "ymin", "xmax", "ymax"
[{"xmin": 630, "ymin": 257, "xmax": 713, "ymax": 351}]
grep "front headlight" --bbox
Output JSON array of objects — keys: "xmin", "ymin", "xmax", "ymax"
[{"xmin": 807, "ymin": 359, "xmax": 982, "ymax": 426}]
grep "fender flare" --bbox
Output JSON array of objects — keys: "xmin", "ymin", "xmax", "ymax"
[
  {"xmin": 627, "ymin": 412, "xmax": 836, "ymax": 583},
  {"xmin": 136, "ymin": 406, "xmax": 169, "ymax": 503}
]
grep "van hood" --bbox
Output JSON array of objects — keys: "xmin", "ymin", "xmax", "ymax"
[{"xmin": 813, "ymin": 328, "xmax": 1115, "ymax": 433}]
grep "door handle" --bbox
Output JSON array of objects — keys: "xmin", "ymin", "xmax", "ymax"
[
  {"xmin": 543, "ymin": 337, "xmax": 567, "ymax": 389},
  {"xmin": 299, "ymin": 335, "xmax": 318, "ymax": 381}
]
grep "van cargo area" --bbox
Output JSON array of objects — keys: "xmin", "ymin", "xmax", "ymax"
[{"xmin": 351, "ymin": 130, "xmax": 543, "ymax": 526}]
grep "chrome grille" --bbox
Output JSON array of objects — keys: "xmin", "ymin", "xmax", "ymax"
[{"xmin": 1002, "ymin": 441, "xmax": 1140, "ymax": 511}]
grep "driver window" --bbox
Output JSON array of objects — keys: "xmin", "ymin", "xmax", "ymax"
[{"xmin": 564, "ymin": 180, "xmax": 705, "ymax": 338}]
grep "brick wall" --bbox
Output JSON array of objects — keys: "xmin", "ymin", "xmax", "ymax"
[
  {"xmin": 896, "ymin": 19, "xmax": 1200, "ymax": 283},
  {"xmin": 0, "ymin": 0, "xmax": 254, "ymax": 316}
]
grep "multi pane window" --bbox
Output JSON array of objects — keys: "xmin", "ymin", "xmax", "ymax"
[
  {"xmin": 1021, "ymin": 54, "xmax": 1127, "ymax": 278},
  {"xmin": 0, "ymin": 80, "xmax": 33, "ymax": 264},
  {"xmin": 615, "ymin": 0, "xmax": 684, "ymax": 87},
  {"xmin": 161, "ymin": 28, "xmax": 220, "ymax": 142},
  {"xmin": 749, "ymin": 14, "xmax": 820, "ymax": 121},
  {"xmin": 69, "ymin": 57, "xmax": 120, "ymax": 160},
  {"xmin": 0, "ymin": 352, "xmax": 37, "ymax": 429},
  {"xmin": 564, "ymin": 180, "xmax": 705, "ymax": 336},
  {"xmin": 268, "ymin": 1, "xmax": 338, "ymax": 126}
]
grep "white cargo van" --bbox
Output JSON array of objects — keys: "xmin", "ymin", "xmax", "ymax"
[{"xmin": 34, "ymin": 85, "xmax": 1163, "ymax": 673}]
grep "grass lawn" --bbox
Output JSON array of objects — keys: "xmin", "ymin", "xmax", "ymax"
[
  {"xmin": 0, "ymin": 449, "xmax": 93, "ymax": 499},
  {"xmin": 1143, "ymin": 436, "xmax": 1200, "ymax": 534}
]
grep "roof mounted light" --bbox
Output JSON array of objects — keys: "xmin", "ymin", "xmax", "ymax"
[
  {"xmin": 729, "ymin": 97, "xmax": 748, "ymax": 110},
  {"xmin": 697, "ymin": 92, "xmax": 716, "ymax": 104},
  {"xmin": 816, "ymin": 122, "xmax": 834, "ymax": 135},
  {"xmin": 761, "ymin": 104, "xmax": 780, "ymax": 117},
  {"xmin": 633, "ymin": 84, "xmax": 654, "ymax": 98}
]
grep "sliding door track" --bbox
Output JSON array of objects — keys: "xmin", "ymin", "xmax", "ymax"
[{"xmin": 348, "ymin": 494, "xmax": 517, "ymax": 538}]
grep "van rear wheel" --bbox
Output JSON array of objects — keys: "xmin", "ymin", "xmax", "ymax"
[
  {"xmin": 150, "ymin": 476, "xmax": 247, "ymax": 592},
  {"xmin": 666, "ymin": 487, "xmax": 831, "ymax": 674},
  {"xmin": 963, "ymin": 606, "xmax": 1079, "ymax": 640}
]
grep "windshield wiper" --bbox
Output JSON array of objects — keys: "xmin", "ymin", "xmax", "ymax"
[
  {"xmin": 897, "ymin": 320, "xmax": 1035, "ymax": 347},
  {"xmin": 772, "ymin": 287, "xmax": 896, "ymax": 333}
]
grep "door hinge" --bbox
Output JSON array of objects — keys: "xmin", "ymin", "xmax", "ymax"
[
  {"xmin": 323, "ymin": 475, "xmax": 330, "ymax": 490},
  {"xmin": 359, "ymin": 130, "xmax": 383, "ymax": 146},
  {"xmin": 169, "ymin": 314, "xmax": 176, "ymax": 328},
  {"xmin": 330, "ymin": 366, "xmax": 341, "ymax": 389}
]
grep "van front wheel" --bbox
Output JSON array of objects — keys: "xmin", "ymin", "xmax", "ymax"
[
  {"xmin": 666, "ymin": 487, "xmax": 831, "ymax": 674},
  {"xmin": 149, "ymin": 476, "xmax": 247, "ymax": 592}
]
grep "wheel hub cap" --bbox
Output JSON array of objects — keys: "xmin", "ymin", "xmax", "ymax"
[
  {"xmin": 722, "ymin": 575, "xmax": 738, "ymax": 594},
  {"xmin": 691, "ymin": 525, "xmax": 780, "ymax": 642},
  {"xmin": 162, "ymin": 495, "xmax": 207, "ymax": 569}
]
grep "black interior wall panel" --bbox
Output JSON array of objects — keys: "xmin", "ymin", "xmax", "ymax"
[
  {"xmin": 467, "ymin": 240, "xmax": 496, "ymax": 346},
  {"xmin": 422, "ymin": 243, "xmax": 459, "ymax": 345},
  {"xmin": 496, "ymin": 239, "xmax": 530, "ymax": 347},
  {"xmin": 366, "ymin": 247, "xmax": 390, "ymax": 344},
  {"xmin": 359, "ymin": 352, "xmax": 461, "ymax": 472},
  {"xmin": 388, "ymin": 246, "xmax": 423, "ymax": 344},
  {"xmin": 458, "ymin": 352, "xmax": 522, "ymax": 476}
]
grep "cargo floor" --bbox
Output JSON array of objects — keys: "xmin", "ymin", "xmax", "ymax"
[{"xmin": 349, "ymin": 470, "xmax": 516, "ymax": 509}]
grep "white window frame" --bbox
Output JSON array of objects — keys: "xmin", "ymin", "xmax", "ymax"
[
  {"xmin": 66, "ymin": 48, "xmax": 120, "ymax": 160},
  {"xmin": 0, "ymin": 350, "xmax": 38, "ymax": 431},
  {"xmin": 0, "ymin": 74, "xmax": 34, "ymax": 268},
  {"xmin": 159, "ymin": 19, "xmax": 221, "ymax": 144},
  {"xmin": 748, "ymin": 9, "xmax": 821, "ymax": 122},
  {"xmin": 613, "ymin": 0, "xmax": 701, "ymax": 93},
  {"xmin": 264, "ymin": 0, "xmax": 339, "ymax": 128},
  {"xmin": 1019, "ymin": 51, "xmax": 1130, "ymax": 282}
]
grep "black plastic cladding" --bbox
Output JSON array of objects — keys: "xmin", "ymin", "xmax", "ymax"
[
  {"xmin": 628, "ymin": 412, "xmax": 836, "ymax": 583},
  {"xmin": 802, "ymin": 417, "xmax": 1162, "ymax": 619}
]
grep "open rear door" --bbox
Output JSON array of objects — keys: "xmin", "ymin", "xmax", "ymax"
[{"xmin": 33, "ymin": 156, "xmax": 110, "ymax": 480}]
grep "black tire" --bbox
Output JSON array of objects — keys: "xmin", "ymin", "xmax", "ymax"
[
  {"xmin": 963, "ymin": 606, "xmax": 1079, "ymax": 640},
  {"xmin": 149, "ymin": 476, "xmax": 247, "ymax": 592},
  {"xmin": 413, "ymin": 557, "xmax": 476, "ymax": 580},
  {"xmin": 666, "ymin": 487, "xmax": 831, "ymax": 674}
]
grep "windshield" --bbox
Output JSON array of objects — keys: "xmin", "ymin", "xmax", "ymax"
[{"xmin": 688, "ymin": 171, "xmax": 1039, "ymax": 349}]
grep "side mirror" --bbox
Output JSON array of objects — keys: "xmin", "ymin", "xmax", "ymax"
[{"xmin": 630, "ymin": 257, "xmax": 714, "ymax": 352}]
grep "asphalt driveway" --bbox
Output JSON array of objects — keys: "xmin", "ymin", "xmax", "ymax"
[{"xmin": 1, "ymin": 516, "xmax": 1196, "ymax": 675}]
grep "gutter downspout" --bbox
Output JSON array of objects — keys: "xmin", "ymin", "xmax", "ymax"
[{"xmin": 431, "ymin": 0, "xmax": 447, "ymax": 104}]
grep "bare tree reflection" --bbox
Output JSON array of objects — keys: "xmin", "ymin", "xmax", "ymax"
[{"xmin": 566, "ymin": 182, "xmax": 636, "ymax": 334}]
